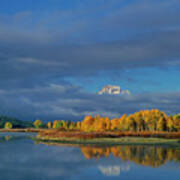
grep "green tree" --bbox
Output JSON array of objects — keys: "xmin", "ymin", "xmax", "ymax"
[
  {"xmin": 53, "ymin": 120, "xmax": 64, "ymax": 129},
  {"xmin": 33, "ymin": 119, "xmax": 43, "ymax": 128}
]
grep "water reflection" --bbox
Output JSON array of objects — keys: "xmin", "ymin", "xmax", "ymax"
[
  {"xmin": 0, "ymin": 133, "xmax": 34, "ymax": 142},
  {"xmin": 40, "ymin": 141, "xmax": 180, "ymax": 168},
  {"xmin": 80, "ymin": 145, "xmax": 180, "ymax": 167},
  {"xmin": 0, "ymin": 135, "xmax": 17, "ymax": 142},
  {"xmin": 98, "ymin": 165, "xmax": 130, "ymax": 176},
  {"xmin": 1, "ymin": 133, "xmax": 180, "ymax": 180}
]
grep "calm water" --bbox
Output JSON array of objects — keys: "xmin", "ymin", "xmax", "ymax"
[{"xmin": 0, "ymin": 133, "xmax": 180, "ymax": 180}]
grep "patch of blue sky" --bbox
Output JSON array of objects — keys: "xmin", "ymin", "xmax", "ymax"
[
  {"xmin": 64, "ymin": 67, "xmax": 180, "ymax": 94},
  {"xmin": 0, "ymin": 0, "xmax": 134, "ymax": 14}
]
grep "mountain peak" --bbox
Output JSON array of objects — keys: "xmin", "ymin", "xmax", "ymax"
[{"xmin": 98, "ymin": 85, "xmax": 130, "ymax": 95}]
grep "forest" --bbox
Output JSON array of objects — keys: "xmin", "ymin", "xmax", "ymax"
[
  {"xmin": 0, "ymin": 116, "xmax": 33, "ymax": 129},
  {"xmin": 2, "ymin": 109, "xmax": 180, "ymax": 134},
  {"xmin": 45, "ymin": 109, "xmax": 180, "ymax": 132}
]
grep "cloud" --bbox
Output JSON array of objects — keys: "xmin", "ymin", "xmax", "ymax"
[
  {"xmin": 0, "ymin": 83, "xmax": 180, "ymax": 121},
  {"xmin": 0, "ymin": 0, "xmax": 179, "ymax": 83},
  {"xmin": 0, "ymin": 0, "xmax": 180, "ymax": 120},
  {"xmin": 0, "ymin": 28, "xmax": 180, "ymax": 93}
]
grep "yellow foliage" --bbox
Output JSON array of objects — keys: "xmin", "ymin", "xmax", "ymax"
[
  {"xmin": 33, "ymin": 119, "xmax": 43, "ymax": 128},
  {"xmin": 47, "ymin": 122, "xmax": 52, "ymax": 129},
  {"xmin": 4, "ymin": 122, "xmax": 13, "ymax": 129}
]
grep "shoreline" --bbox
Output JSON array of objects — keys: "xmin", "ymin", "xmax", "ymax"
[
  {"xmin": 36, "ymin": 136, "xmax": 180, "ymax": 147},
  {"xmin": 0, "ymin": 128, "xmax": 44, "ymax": 133},
  {"xmin": 36, "ymin": 130, "xmax": 180, "ymax": 146},
  {"xmin": 1, "ymin": 129, "xmax": 180, "ymax": 147}
]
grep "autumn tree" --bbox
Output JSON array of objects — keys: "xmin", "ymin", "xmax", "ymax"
[
  {"xmin": 104, "ymin": 117, "xmax": 111, "ymax": 131},
  {"xmin": 4, "ymin": 122, "xmax": 13, "ymax": 129},
  {"xmin": 166, "ymin": 116, "xmax": 174, "ymax": 132},
  {"xmin": 81, "ymin": 115, "xmax": 95, "ymax": 132},
  {"xmin": 157, "ymin": 117, "xmax": 166, "ymax": 131},
  {"xmin": 94, "ymin": 117, "xmax": 107, "ymax": 132},
  {"xmin": 47, "ymin": 122, "xmax": 52, "ymax": 129},
  {"xmin": 134, "ymin": 112, "xmax": 145, "ymax": 131},
  {"xmin": 69, "ymin": 122, "xmax": 75, "ymax": 130},
  {"xmin": 111, "ymin": 118, "xmax": 119, "ymax": 131},
  {"xmin": 53, "ymin": 120, "xmax": 63, "ymax": 129},
  {"xmin": 79, "ymin": 109, "xmax": 180, "ymax": 133},
  {"xmin": 173, "ymin": 114, "xmax": 180, "ymax": 131},
  {"xmin": 33, "ymin": 119, "xmax": 43, "ymax": 128},
  {"xmin": 76, "ymin": 121, "xmax": 81, "ymax": 130},
  {"xmin": 118, "ymin": 114, "xmax": 127, "ymax": 131},
  {"xmin": 124, "ymin": 115, "xmax": 136, "ymax": 131}
]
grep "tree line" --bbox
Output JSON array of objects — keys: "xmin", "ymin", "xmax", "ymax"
[
  {"xmin": 30, "ymin": 109, "xmax": 180, "ymax": 132},
  {"xmin": 80, "ymin": 109, "xmax": 180, "ymax": 132},
  {"xmin": 2, "ymin": 109, "xmax": 180, "ymax": 132}
]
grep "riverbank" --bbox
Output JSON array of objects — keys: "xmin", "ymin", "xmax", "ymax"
[
  {"xmin": 0, "ymin": 128, "xmax": 44, "ymax": 133},
  {"xmin": 37, "ymin": 136, "xmax": 180, "ymax": 146},
  {"xmin": 36, "ymin": 130, "xmax": 180, "ymax": 146},
  {"xmin": 1, "ymin": 129, "xmax": 180, "ymax": 146}
]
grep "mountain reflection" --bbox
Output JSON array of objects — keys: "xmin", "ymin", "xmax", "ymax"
[
  {"xmin": 98, "ymin": 165, "xmax": 130, "ymax": 176},
  {"xmin": 80, "ymin": 146, "xmax": 180, "ymax": 167}
]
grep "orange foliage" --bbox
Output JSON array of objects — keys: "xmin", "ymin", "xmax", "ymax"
[
  {"xmin": 47, "ymin": 109, "xmax": 180, "ymax": 132},
  {"xmin": 80, "ymin": 145, "xmax": 180, "ymax": 168},
  {"xmin": 80, "ymin": 109, "xmax": 180, "ymax": 132}
]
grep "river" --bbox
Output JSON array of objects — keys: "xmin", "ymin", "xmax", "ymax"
[{"xmin": 0, "ymin": 132, "xmax": 180, "ymax": 180}]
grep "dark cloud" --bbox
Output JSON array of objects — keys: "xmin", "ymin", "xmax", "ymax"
[
  {"xmin": 102, "ymin": 0, "xmax": 180, "ymax": 30},
  {"xmin": 0, "ymin": 0, "xmax": 179, "ymax": 84},
  {"xmin": 0, "ymin": 28, "xmax": 180, "ymax": 92},
  {"xmin": 0, "ymin": 0, "xmax": 180, "ymax": 120},
  {"xmin": 0, "ymin": 83, "xmax": 180, "ymax": 121}
]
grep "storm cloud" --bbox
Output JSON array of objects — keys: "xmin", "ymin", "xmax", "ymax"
[
  {"xmin": 0, "ymin": 0, "xmax": 180, "ymax": 121},
  {"xmin": 0, "ymin": 83, "xmax": 180, "ymax": 121}
]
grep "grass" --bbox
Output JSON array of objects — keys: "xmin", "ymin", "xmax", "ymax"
[
  {"xmin": 36, "ymin": 135, "xmax": 180, "ymax": 146},
  {"xmin": 3, "ymin": 129, "xmax": 179, "ymax": 146}
]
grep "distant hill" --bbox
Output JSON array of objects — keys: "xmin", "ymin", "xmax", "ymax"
[
  {"xmin": 0, "ymin": 116, "xmax": 33, "ymax": 128},
  {"xmin": 98, "ymin": 85, "xmax": 130, "ymax": 95}
]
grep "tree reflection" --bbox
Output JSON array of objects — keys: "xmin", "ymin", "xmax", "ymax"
[
  {"xmin": 0, "ymin": 135, "xmax": 30, "ymax": 142},
  {"xmin": 38, "ymin": 140, "xmax": 180, "ymax": 168},
  {"xmin": 0, "ymin": 136, "xmax": 12, "ymax": 142},
  {"xmin": 81, "ymin": 145, "xmax": 180, "ymax": 167}
]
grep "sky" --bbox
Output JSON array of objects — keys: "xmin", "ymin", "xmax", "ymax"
[{"xmin": 0, "ymin": 0, "xmax": 180, "ymax": 121}]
